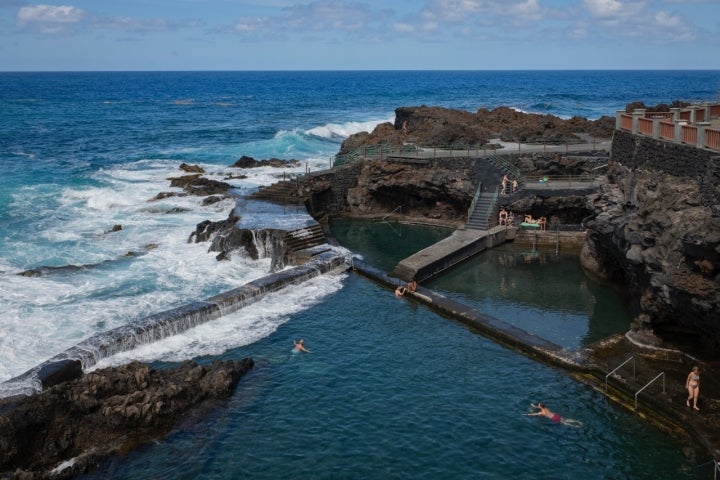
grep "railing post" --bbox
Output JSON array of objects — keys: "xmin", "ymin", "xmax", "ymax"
[
  {"xmin": 670, "ymin": 107, "xmax": 681, "ymax": 123},
  {"xmin": 674, "ymin": 120, "xmax": 686, "ymax": 144},
  {"xmin": 615, "ymin": 110, "xmax": 625, "ymax": 130},
  {"xmin": 651, "ymin": 117, "xmax": 660, "ymax": 140},
  {"xmin": 631, "ymin": 108, "xmax": 645, "ymax": 135},
  {"xmin": 697, "ymin": 122, "xmax": 711, "ymax": 149}
]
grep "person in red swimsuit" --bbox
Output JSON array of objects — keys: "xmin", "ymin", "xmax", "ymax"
[{"xmin": 526, "ymin": 402, "xmax": 562, "ymax": 423}]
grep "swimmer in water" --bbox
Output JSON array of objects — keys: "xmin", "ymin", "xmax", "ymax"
[
  {"xmin": 526, "ymin": 402, "xmax": 561, "ymax": 422},
  {"xmin": 293, "ymin": 339, "xmax": 311, "ymax": 353},
  {"xmin": 525, "ymin": 402, "xmax": 583, "ymax": 427}
]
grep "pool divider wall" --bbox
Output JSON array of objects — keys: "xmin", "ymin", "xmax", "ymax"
[
  {"xmin": 391, "ymin": 227, "xmax": 515, "ymax": 283},
  {"xmin": 0, "ymin": 250, "xmax": 351, "ymax": 399}
]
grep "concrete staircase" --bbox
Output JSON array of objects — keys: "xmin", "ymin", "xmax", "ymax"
[
  {"xmin": 464, "ymin": 152, "xmax": 525, "ymax": 231},
  {"xmin": 249, "ymin": 180, "xmax": 305, "ymax": 204},
  {"xmin": 465, "ymin": 191, "xmax": 497, "ymax": 230},
  {"xmin": 284, "ymin": 224, "xmax": 327, "ymax": 253}
]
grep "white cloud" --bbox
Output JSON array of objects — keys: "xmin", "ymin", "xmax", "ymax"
[
  {"xmin": 233, "ymin": 16, "xmax": 268, "ymax": 33},
  {"xmin": 17, "ymin": 4, "xmax": 85, "ymax": 33},
  {"xmin": 282, "ymin": 0, "xmax": 374, "ymax": 32},
  {"xmin": 583, "ymin": 0, "xmax": 624, "ymax": 17}
]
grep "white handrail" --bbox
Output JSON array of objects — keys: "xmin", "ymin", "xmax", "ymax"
[
  {"xmin": 605, "ymin": 356, "xmax": 635, "ymax": 393},
  {"xmin": 635, "ymin": 372, "xmax": 665, "ymax": 410}
]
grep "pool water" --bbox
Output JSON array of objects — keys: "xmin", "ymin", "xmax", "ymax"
[
  {"xmin": 330, "ymin": 219, "xmax": 632, "ymax": 349},
  {"xmin": 82, "ymin": 275, "xmax": 694, "ymax": 480},
  {"xmin": 80, "ymin": 220, "xmax": 695, "ymax": 479}
]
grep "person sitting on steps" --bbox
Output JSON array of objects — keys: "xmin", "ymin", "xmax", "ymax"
[{"xmin": 499, "ymin": 208, "xmax": 508, "ymax": 226}]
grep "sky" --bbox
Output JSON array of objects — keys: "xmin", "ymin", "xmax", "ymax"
[{"xmin": 0, "ymin": 0, "xmax": 718, "ymax": 71}]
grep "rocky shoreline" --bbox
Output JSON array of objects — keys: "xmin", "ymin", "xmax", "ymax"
[
  {"xmin": 0, "ymin": 359, "xmax": 254, "ymax": 479},
  {"xmin": 3, "ymin": 102, "xmax": 719, "ymax": 477}
]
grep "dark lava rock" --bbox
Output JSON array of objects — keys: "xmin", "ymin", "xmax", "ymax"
[
  {"xmin": 179, "ymin": 163, "xmax": 205, "ymax": 174},
  {"xmin": 0, "ymin": 358, "xmax": 254, "ymax": 479},
  {"xmin": 168, "ymin": 174, "xmax": 234, "ymax": 197},
  {"xmin": 338, "ymin": 105, "xmax": 615, "ymax": 155},
  {"xmin": 231, "ymin": 155, "xmax": 300, "ymax": 169}
]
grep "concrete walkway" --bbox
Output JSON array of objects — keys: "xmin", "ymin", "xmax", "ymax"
[{"xmin": 390, "ymin": 225, "xmax": 515, "ymax": 282}]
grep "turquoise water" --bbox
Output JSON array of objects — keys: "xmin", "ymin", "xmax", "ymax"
[
  {"xmin": 82, "ymin": 275, "xmax": 693, "ymax": 480},
  {"xmin": 329, "ymin": 218, "xmax": 453, "ymax": 272},
  {"xmin": 329, "ymin": 220, "xmax": 632, "ymax": 349},
  {"xmin": 425, "ymin": 246, "xmax": 634, "ymax": 349}
]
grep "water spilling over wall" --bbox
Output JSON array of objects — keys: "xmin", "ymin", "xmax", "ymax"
[{"xmin": 0, "ymin": 250, "xmax": 350, "ymax": 398}]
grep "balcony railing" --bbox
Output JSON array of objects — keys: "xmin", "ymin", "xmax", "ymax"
[{"xmin": 616, "ymin": 103, "xmax": 720, "ymax": 152}]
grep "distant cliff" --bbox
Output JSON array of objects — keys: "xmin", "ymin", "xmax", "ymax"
[{"xmin": 338, "ymin": 105, "xmax": 614, "ymax": 155}]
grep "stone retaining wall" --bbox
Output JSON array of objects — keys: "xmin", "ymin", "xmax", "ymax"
[{"xmin": 611, "ymin": 129, "xmax": 720, "ymax": 213}]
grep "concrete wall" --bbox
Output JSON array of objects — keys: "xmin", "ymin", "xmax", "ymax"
[{"xmin": 512, "ymin": 230, "xmax": 586, "ymax": 252}]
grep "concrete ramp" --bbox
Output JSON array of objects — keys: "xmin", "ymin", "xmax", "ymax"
[{"xmin": 391, "ymin": 225, "xmax": 516, "ymax": 282}]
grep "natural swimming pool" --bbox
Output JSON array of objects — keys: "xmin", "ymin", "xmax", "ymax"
[
  {"xmin": 329, "ymin": 218, "xmax": 632, "ymax": 349},
  {"xmin": 81, "ymin": 220, "xmax": 696, "ymax": 479}
]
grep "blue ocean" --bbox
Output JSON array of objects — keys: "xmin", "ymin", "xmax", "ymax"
[{"xmin": 2, "ymin": 70, "xmax": 719, "ymax": 479}]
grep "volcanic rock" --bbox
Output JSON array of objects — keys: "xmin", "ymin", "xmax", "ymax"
[
  {"xmin": 338, "ymin": 105, "xmax": 614, "ymax": 155},
  {"xmin": 0, "ymin": 358, "xmax": 254, "ymax": 479},
  {"xmin": 231, "ymin": 155, "xmax": 300, "ymax": 169}
]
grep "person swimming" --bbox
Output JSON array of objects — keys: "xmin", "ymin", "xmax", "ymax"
[
  {"xmin": 526, "ymin": 402, "xmax": 561, "ymax": 422},
  {"xmin": 292, "ymin": 339, "xmax": 311, "ymax": 353},
  {"xmin": 525, "ymin": 402, "xmax": 582, "ymax": 427}
]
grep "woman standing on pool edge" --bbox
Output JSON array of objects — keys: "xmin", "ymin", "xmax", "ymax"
[{"xmin": 686, "ymin": 366, "xmax": 700, "ymax": 410}]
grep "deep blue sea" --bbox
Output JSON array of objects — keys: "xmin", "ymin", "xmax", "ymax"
[{"xmin": 2, "ymin": 70, "xmax": 720, "ymax": 479}]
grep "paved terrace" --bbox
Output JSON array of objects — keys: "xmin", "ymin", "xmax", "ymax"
[{"xmin": 334, "ymin": 135, "xmax": 611, "ymax": 166}]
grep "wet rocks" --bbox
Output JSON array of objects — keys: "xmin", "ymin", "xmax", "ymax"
[
  {"xmin": 188, "ymin": 210, "xmax": 288, "ymax": 268},
  {"xmin": 0, "ymin": 358, "xmax": 254, "ymax": 479},
  {"xmin": 231, "ymin": 155, "xmax": 300, "ymax": 169}
]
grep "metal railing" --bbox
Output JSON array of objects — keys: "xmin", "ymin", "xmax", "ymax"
[
  {"xmin": 467, "ymin": 182, "xmax": 482, "ymax": 222},
  {"xmin": 605, "ymin": 356, "xmax": 635, "ymax": 393},
  {"xmin": 334, "ymin": 141, "xmax": 608, "ymax": 166},
  {"xmin": 486, "ymin": 151, "xmax": 521, "ymax": 179},
  {"xmin": 695, "ymin": 458, "xmax": 720, "ymax": 480},
  {"xmin": 522, "ymin": 174, "xmax": 603, "ymax": 189},
  {"xmin": 635, "ymin": 372, "xmax": 665, "ymax": 410},
  {"xmin": 484, "ymin": 186, "xmax": 500, "ymax": 226},
  {"xmin": 382, "ymin": 205, "xmax": 403, "ymax": 221}
]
